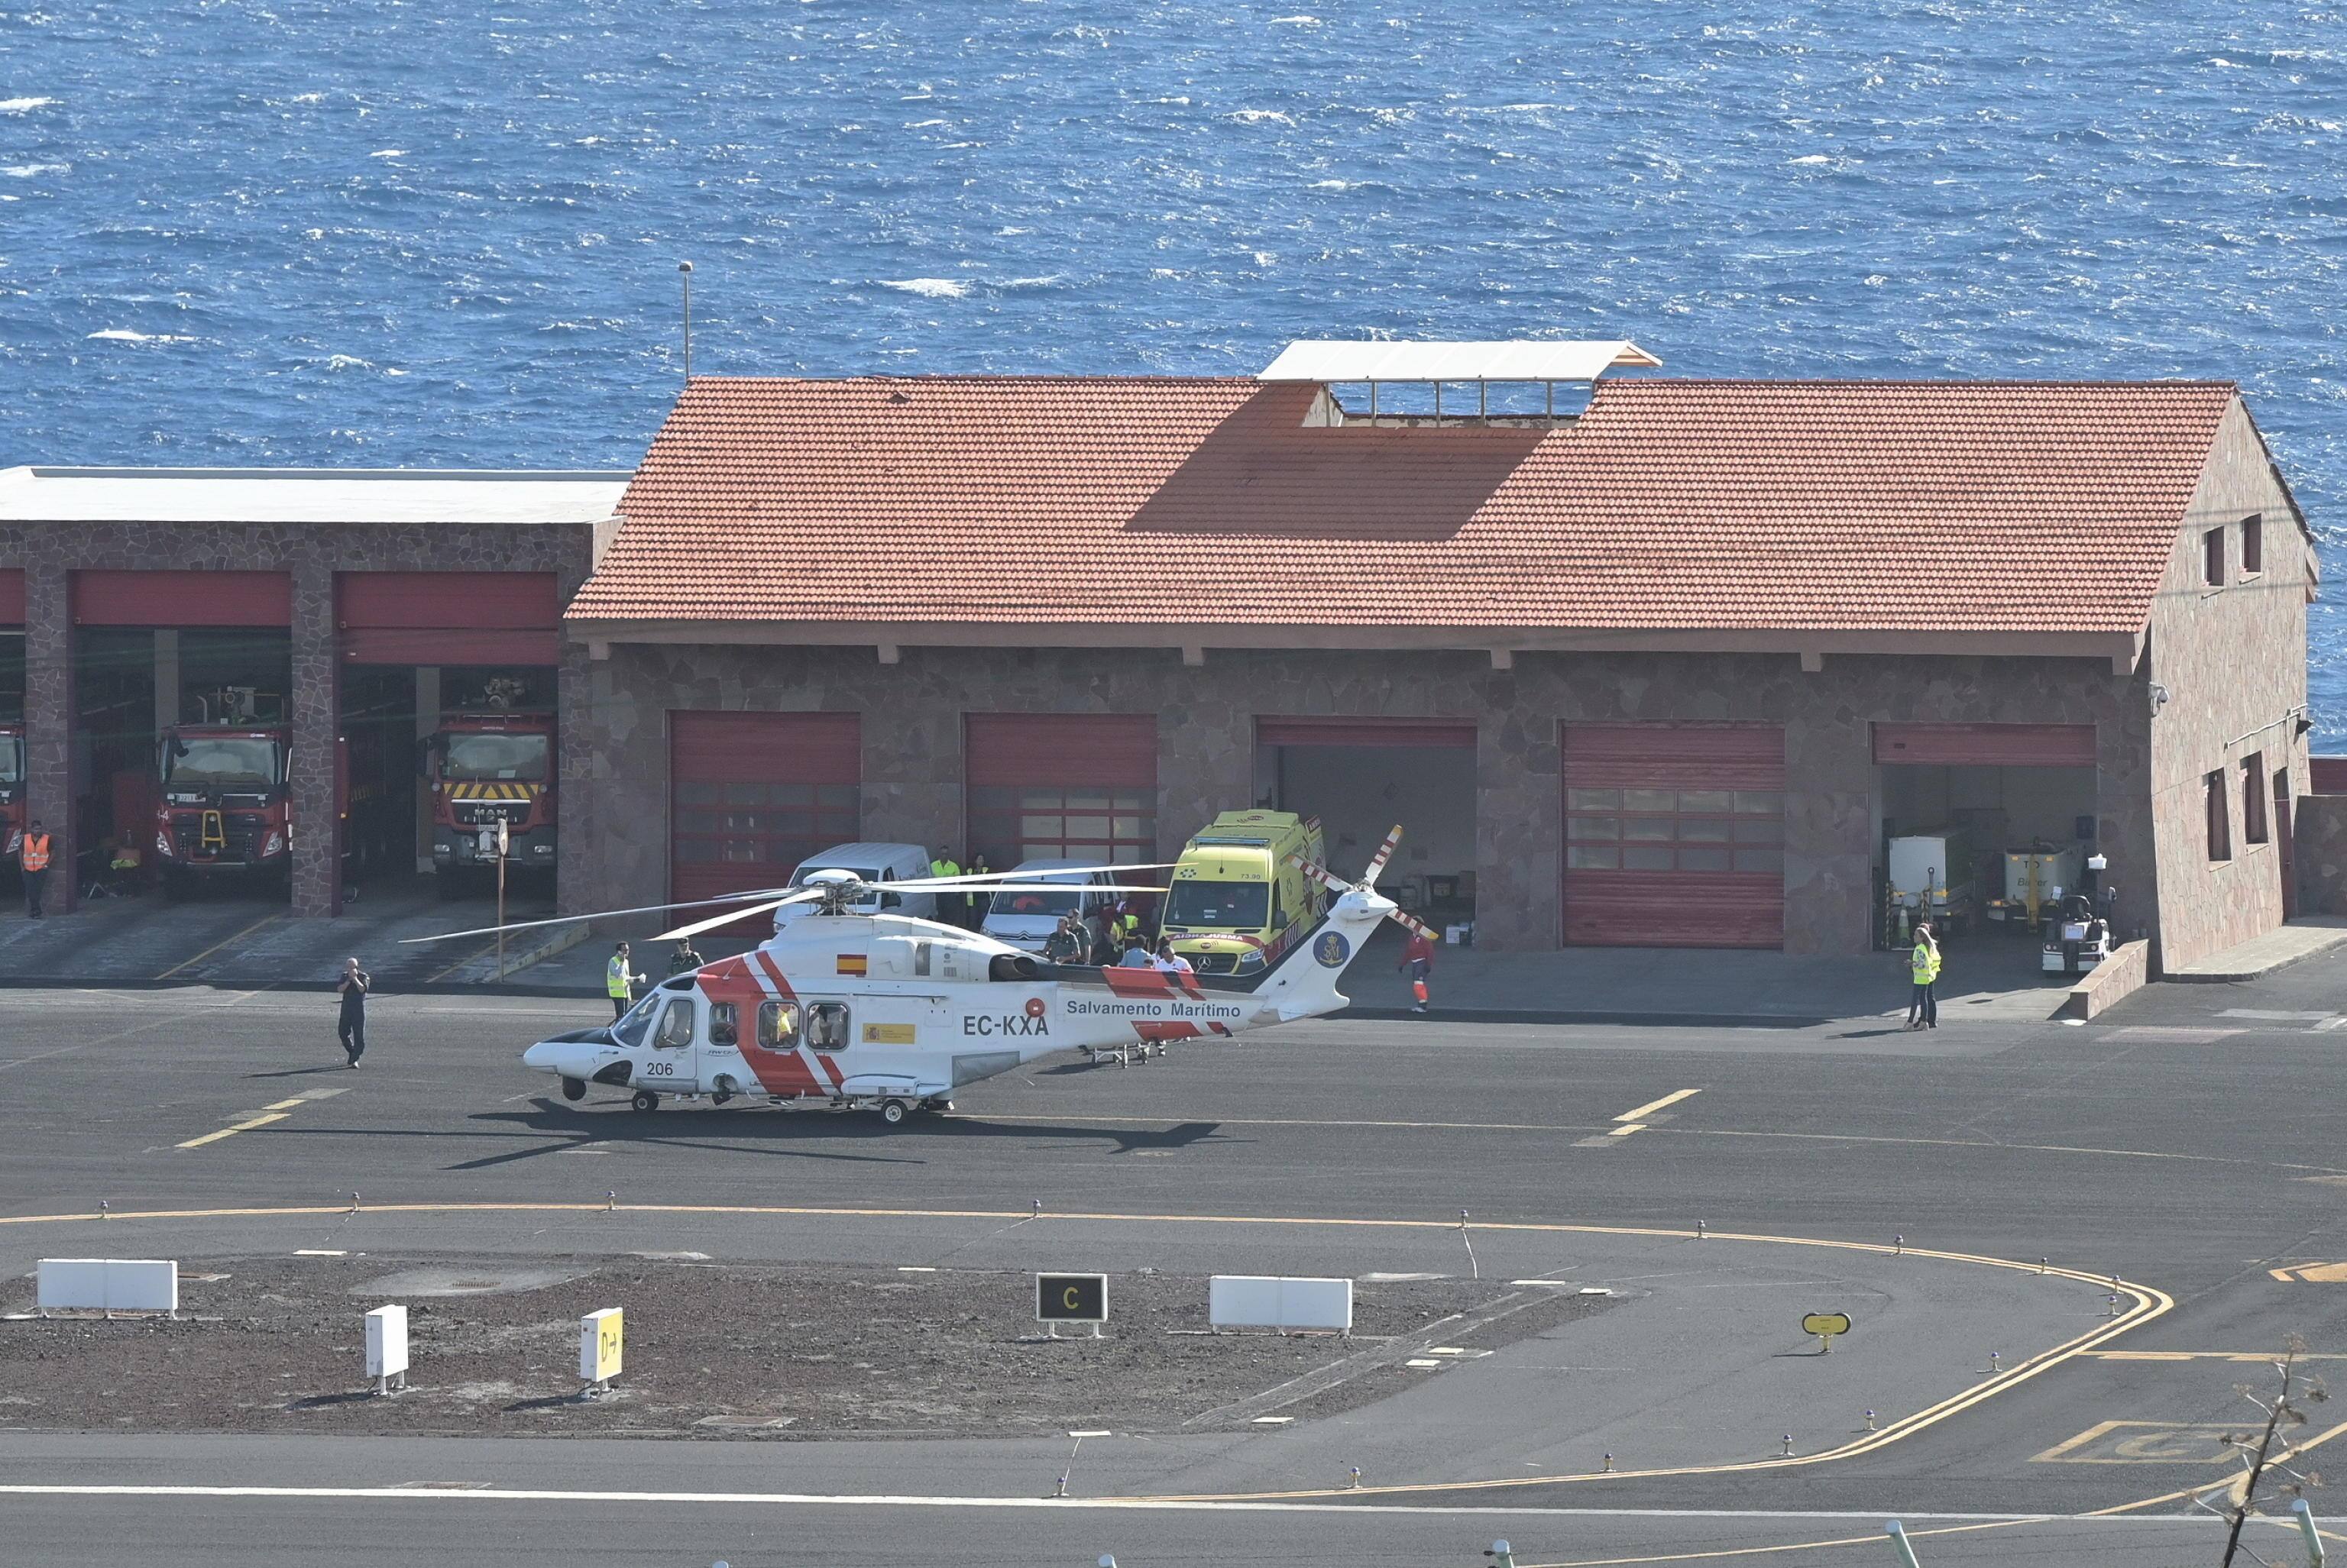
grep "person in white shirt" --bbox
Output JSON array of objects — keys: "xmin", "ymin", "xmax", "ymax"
[{"xmin": 1150, "ymin": 936, "xmax": 1194, "ymax": 975}]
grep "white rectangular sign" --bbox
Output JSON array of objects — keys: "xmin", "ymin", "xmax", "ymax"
[
  {"xmin": 365, "ymin": 1304, "xmax": 409, "ymax": 1381},
  {"xmin": 1209, "ymin": 1275, "xmax": 1352, "ymax": 1332},
  {"xmin": 37, "ymin": 1258, "xmax": 177, "ymax": 1313}
]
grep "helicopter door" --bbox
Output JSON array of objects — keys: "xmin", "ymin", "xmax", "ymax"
[{"xmin": 643, "ymin": 994, "xmax": 701, "ymax": 1094}]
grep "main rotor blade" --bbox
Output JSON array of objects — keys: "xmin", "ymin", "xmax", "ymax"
[
  {"xmin": 397, "ymin": 887, "xmax": 792, "ymax": 945},
  {"xmin": 1362, "ymin": 824, "xmax": 1404, "ymax": 887},
  {"xmin": 891, "ymin": 862, "xmax": 1175, "ymax": 890},
  {"xmin": 656, "ymin": 889, "xmax": 823, "ymax": 942}
]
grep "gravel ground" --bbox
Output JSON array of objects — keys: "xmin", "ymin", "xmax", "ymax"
[{"xmin": 1, "ymin": 1254, "xmax": 1616, "ymax": 1440}]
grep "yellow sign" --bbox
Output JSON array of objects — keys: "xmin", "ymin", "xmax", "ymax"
[
  {"xmin": 580, "ymin": 1307, "xmax": 623, "ymax": 1382},
  {"xmin": 1802, "ymin": 1311, "xmax": 1853, "ymax": 1339},
  {"xmin": 2271, "ymin": 1262, "xmax": 2347, "ymax": 1282},
  {"xmin": 862, "ymin": 1023, "xmax": 917, "ymax": 1045}
]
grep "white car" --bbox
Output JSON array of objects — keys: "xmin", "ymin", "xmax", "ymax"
[
  {"xmin": 979, "ymin": 858, "xmax": 1118, "ymax": 954},
  {"xmin": 775, "ymin": 842, "xmax": 937, "ymax": 933}
]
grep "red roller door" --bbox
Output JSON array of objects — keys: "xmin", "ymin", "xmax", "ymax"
[
  {"xmin": 1257, "ymin": 716, "xmax": 1477, "ymax": 748},
  {"xmin": 2312, "ymin": 758, "xmax": 2347, "ymax": 795},
  {"xmin": 0, "ymin": 569, "xmax": 22, "ymax": 623},
  {"xmin": 339, "ymin": 572, "xmax": 562, "ymax": 665},
  {"xmin": 73, "ymin": 570, "xmax": 290, "ymax": 626},
  {"xmin": 1563, "ymin": 723, "xmax": 1785, "ymax": 949},
  {"xmin": 1873, "ymin": 723, "xmax": 2096, "ymax": 768},
  {"xmin": 966, "ymin": 713, "xmax": 1157, "ymax": 868},
  {"xmin": 670, "ymin": 712, "xmax": 861, "ymax": 909}
]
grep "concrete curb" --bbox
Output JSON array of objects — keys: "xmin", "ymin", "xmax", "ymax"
[
  {"xmin": 2163, "ymin": 926, "xmax": 2347, "ymax": 983},
  {"xmin": 2053, "ymin": 940, "xmax": 2148, "ymax": 1020},
  {"xmin": 483, "ymin": 920, "xmax": 588, "ymax": 981}
]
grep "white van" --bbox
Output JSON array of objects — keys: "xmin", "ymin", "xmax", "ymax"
[
  {"xmin": 979, "ymin": 858, "xmax": 1118, "ymax": 953},
  {"xmin": 774, "ymin": 842, "xmax": 937, "ymax": 932}
]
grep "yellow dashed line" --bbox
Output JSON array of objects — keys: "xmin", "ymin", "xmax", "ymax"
[
  {"xmin": 1615, "ymin": 1088, "xmax": 1703, "ymax": 1123},
  {"xmin": 176, "ymin": 1111, "xmax": 290, "ymax": 1149}
]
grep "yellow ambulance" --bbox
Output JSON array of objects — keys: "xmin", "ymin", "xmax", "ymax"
[{"xmin": 1161, "ymin": 810, "xmax": 1328, "ymax": 975}]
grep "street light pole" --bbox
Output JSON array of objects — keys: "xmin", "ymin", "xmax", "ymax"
[{"xmin": 678, "ymin": 260, "xmax": 693, "ymax": 380}]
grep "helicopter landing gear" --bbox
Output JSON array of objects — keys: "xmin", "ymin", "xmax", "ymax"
[
  {"xmin": 630, "ymin": 1089, "xmax": 660, "ymax": 1114},
  {"xmin": 879, "ymin": 1098, "xmax": 909, "ymax": 1127},
  {"xmin": 561, "ymin": 1077, "xmax": 587, "ymax": 1102},
  {"xmin": 712, "ymin": 1074, "xmax": 738, "ymax": 1107}
]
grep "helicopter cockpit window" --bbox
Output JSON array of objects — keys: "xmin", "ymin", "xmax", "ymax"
[
  {"xmin": 805, "ymin": 1002, "xmax": 851, "ymax": 1050},
  {"xmin": 654, "ymin": 997, "xmax": 695, "ymax": 1050},
  {"xmin": 756, "ymin": 999, "xmax": 801, "ymax": 1051},
  {"xmin": 707, "ymin": 1001, "xmax": 739, "ymax": 1048},
  {"xmin": 611, "ymin": 994, "xmax": 657, "ymax": 1049}
]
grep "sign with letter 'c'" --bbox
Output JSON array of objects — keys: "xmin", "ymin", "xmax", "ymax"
[
  {"xmin": 1802, "ymin": 1311, "xmax": 1853, "ymax": 1340},
  {"xmin": 1036, "ymin": 1273, "xmax": 1107, "ymax": 1324},
  {"xmin": 581, "ymin": 1307, "xmax": 623, "ymax": 1382}
]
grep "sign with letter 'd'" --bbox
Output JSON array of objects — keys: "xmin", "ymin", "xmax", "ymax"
[
  {"xmin": 1036, "ymin": 1273, "xmax": 1107, "ymax": 1324},
  {"xmin": 1802, "ymin": 1311, "xmax": 1853, "ymax": 1339},
  {"xmin": 581, "ymin": 1307, "xmax": 623, "ymax": 1382}
]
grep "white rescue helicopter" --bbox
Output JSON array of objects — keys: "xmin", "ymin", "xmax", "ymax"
[{"xmin": 409, "ymin": 829, "xmax": 1436, "ymax": 1126}]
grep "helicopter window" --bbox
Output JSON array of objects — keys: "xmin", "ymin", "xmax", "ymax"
[
  {"xmin": 707, "ymin": 1001, "xmax": 738, "ymax": 1048},
  {"xmin": 913, "ymin": 940, "xmax": 931, "ymax": 978},
  {"xmin": 805, "ymin": 1002, "xmax": 851, "ymax": 1051},
  {"xmin": 756, "ymin": 999, "xmax": 801, "ymax": 1051},
  {"xmin": 654, "ymin": 998, "xmax": 695, "ymax": 1050},
  {"xmin": 610, "ymin": 994, "xmax": 657, "ymax": 1049}
]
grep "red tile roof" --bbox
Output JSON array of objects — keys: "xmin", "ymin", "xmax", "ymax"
[{"xmin": 573, "ymin": 375, "xmax": 2239, "ymax": 635}]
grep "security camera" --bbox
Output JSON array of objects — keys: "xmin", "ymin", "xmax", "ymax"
[{"xmin": 2148, "ymin": 682, "xmax": 2171, "ymax": 714}]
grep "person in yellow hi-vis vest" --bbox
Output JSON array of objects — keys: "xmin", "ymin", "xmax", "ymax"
[
  {"xmin": 1905, "ymin": 920, "xmax": 1941, "ymax": 1031},
  {"xmin": 607, "ymin": 941, "xmax": 646, "ymax": 1022}
]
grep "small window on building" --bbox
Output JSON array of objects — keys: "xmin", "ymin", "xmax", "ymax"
[
  {"xmin": 2242, "ymin": 513, "xmax": 2263, "ymax": 576},
  {"xmin": 2243, "ymin": 752, "xmax": 2269, "ymax": 844},
  {"xmin": 2204, "ymin": 526, "xmax": 2226, "ymax": 587},
  {"xmin": 2206, "ymin": 769, "xmax": 2232, "ymax": 861}
]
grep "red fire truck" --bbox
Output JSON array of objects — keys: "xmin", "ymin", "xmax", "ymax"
[
  {"xmin": 426, "ymin": 710, "xmax": 556, "ymax": 895},
  {"xmin": 0, "ymin": 723, "xmax": 24, "ymax": 863},
  {"xmin": 153, "ymin": 723, "xmax": 294, "ymax": 893},
  {"xmin": 151, "ymin": 716, "xmax": 400, "ymax": 896}
]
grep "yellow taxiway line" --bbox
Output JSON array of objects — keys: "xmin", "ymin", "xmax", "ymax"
[
  {"xmin": 173, "ymin": 1086, "xmax": 345, "ymax": 1150},
  {"xmin": 1615, "ymin": 1088, "xmax": 1702, "ymax": 1123},
  {"xmin": 152, "ymin": 913, "xmax": 281, "ymax": 981}
]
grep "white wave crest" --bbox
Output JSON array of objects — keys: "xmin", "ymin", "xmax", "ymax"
[
  {"xmin": 879, "ymin": 277, "xmax": 968, "ymax": 299},
  {"xmin": 1226, "ymin": 109, "xmax": 1297, "ymax": 126},
  {"xmin": 2, "ymin": 163, "xmax": 68, "ymax": 177},
  {"xmin": 88, "ymin": 328, "xmax": 196, "ymax": 343},
  {"xmin": 0, "ymin": 96, "xmax": 57, "ymax": 113},
  {"xmin": 368, "ymin": 148, "xmax": 407, "ymax": 158}
]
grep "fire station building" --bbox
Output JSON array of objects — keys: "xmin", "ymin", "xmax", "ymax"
[
  {"xmin": 0, "ymin": 344, "xmax": 2322, "ymax": 975},
  {"xmin": 561, "ymin": 349, "xmax": 2318, "ymax": 975}
]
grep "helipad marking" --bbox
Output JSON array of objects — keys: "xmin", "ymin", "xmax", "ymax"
[
  {"xmin": 2271, "ymin": 1262, "xmax": 2347, "ymax": 1282},
  {"xmin": 0, "ymin": 1197, "xmax": 2170, "ymax": 1501}
]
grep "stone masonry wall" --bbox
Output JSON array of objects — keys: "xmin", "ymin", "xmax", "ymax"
[
  {"xmin": 574, "ymin": 642, "xmax": 2145, "ymax": 955},
  {"xmin": 0, "ymin": 522, "xmax": 592, "ymax": 917},
  {"xmin": 2143, "ymin": 399, "xmax": 2313, "ymax": 972}
]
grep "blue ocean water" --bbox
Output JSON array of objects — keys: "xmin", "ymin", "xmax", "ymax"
[{"xmin": 2, "ymin": 3, "xmax": 2342, "ymax": 726}]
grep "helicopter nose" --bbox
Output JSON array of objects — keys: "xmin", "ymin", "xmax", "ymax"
[{"xmin": 522, "ymin": 1039, "xmax": 564, "ymax": 1073}]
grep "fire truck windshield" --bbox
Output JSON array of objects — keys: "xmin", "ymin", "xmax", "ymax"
[
  {"xmin": 442, "ymin": 732, "xmax": 549, "ymax": 781},
  {"xmin": 165, "ymin": 737, "xmax": 282, "ymax": 787},
  {"xmin": 0, "ymin": 735, "xmax": 21, "ymax": 784}
]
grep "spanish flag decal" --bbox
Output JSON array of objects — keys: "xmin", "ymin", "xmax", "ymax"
[{"xmin": 836, "ymin": 953, "xmax": 868, "ymax": 976}]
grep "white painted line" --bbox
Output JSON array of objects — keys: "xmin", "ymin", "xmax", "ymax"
[
  {"xmin": 293, "ymin": 1250, "xmax": 346, "ymax": 1257},
  {"xmin": 1067, "ymin": 1430, "xmax": 1112, "ymax": 1438},
  {"xmin": 898, "ymin": 1266, "xmax": 937, "ymax": 1272},
  {"xmin": 1614, "ymin": 1088, "xmax": 1701, "ymax": 1123},
  {"xmin": 1251, "ymin": 1415, "xmax": 1294, "ymax": 1424},
  {"xmin": 2220, "ymin": 1009, "xmax": 2336, "ymax": 1021},
  {"xmin": 1405, "ymin": 1358, "xmax": 1443, "ymax": 1368}
]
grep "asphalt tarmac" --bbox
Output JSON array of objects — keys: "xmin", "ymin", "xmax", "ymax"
[{"xmin": 2, "ymin": 963, "xmax": 2343, "ymax": 1566}]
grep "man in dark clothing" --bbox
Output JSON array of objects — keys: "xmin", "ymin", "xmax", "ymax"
[
  {"xmin": 336, "ymin": 956, "xmax": 370, "ymax": 1068},
  {"xmin": 666, "ymin": 939, "xmax": 704, "ymax": 978},
  {"xmin": 1044, "ymin": 913, "xmax": 1090, "ymax": 965}
]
